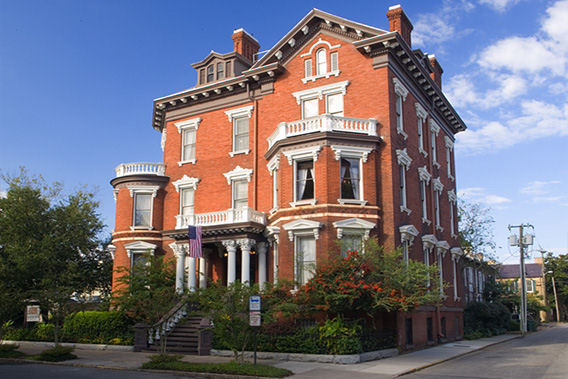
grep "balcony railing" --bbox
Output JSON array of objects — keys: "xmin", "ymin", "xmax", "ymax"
[
  {"xmin": 115, "ymin": 163, "xmax": 166, "ymax": 178},
  {"xmin": 267, "ymin": 114, "xmax": 378, "ymax": 149},
  {"xmin": 175, "ymin": 207, "xmax": 266, "ymax": 229}
]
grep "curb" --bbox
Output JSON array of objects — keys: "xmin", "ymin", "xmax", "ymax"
[
  {"xmin": 1, "ymin": 340, "xmax": 134, "ymax": 352},
  {"xmin": 395, "ymin": 334, "xmax": 523, "ymax": 377}
]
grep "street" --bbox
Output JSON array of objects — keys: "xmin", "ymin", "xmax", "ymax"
[{"xmin": 406, "ymin": 324, "xmax": 568, "ymax": 378}]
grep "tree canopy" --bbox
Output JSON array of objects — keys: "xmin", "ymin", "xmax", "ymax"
[
  {"xmin": 0, "ymin": 169, "xmax": 110, "ymax": 336},
  {"xmin": 458, "ymin": 198, "xmax": 496, "ymax": 259},
  {"xmin": 545, "ymin": 253, "xmax": 568, "ymax": 321}
]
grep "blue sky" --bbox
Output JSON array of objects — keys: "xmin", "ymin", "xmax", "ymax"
[{"xmin": 1, "ymin": 0, "xmax": 566, "ymax": 263}]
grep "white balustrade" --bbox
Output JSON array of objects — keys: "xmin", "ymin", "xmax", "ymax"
[
  {"xmin": 115, "ymin": 162, "xmax": 166, "ymax": 177},
  {"xmin": 267, "ymin": 114, "xmax": 378, "ymax": 148},
  {"xmin": 175, "ymin": 207, "xmax": 266, "ymax": 229}
]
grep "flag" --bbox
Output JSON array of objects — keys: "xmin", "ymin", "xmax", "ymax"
[{"xmin": 188, "ymin": 225, "xmax": 202, "ymax": 258}]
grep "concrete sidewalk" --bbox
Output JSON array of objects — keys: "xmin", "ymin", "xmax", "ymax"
[{"xmin": 2, "ymin": 333, "xmax": 520, "ymax": 378}]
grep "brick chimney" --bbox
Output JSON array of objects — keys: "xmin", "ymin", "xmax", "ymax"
[
  {"xmin": 428, "ymin": 54, "xmax": 443, "ymax": 89},
  {"xmin": 386, "ymin": 4, "xmax": 413, "ymax": 47},
  {"xmin": 232, "ymin": 28, "xmax": 260, "ymax": 63}
]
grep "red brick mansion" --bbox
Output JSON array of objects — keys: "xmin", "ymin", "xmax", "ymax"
[{"xmin": 110, "ymin": 5, "xmax": 467, "ymax": 348}]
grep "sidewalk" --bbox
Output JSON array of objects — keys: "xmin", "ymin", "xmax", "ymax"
[{"xmin": 2, "ymin": 333, "xmax": 520, "ymax": 378}]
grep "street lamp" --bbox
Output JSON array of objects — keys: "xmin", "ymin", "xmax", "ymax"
[{"xmin": 546, "ymin": 270, "xmax": 561, "ymax": 323}]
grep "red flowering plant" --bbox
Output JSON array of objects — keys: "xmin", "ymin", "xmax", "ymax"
[{"xmin": 301, "ymin": 240, "xmax": 442, "ymax": 318}]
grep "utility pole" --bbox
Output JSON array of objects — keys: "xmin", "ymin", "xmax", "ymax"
[
  {"xmin": 548, "ymin": 271, "xmax": 561, "ymax": 323},
  {"xmin": 509, "ymin": 223, "xmax": 534, "ymax": 335}
]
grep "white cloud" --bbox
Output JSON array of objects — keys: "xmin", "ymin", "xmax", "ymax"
[
  {"xmin": 478, "ymin": 0, "xmax": 521, "ymax": 12},
  {"xmin": 520, "ymin": 180, "xmax": 561, "ymax": 195},
  {"xmin": 458, "ymin": 187, "xmax": 511, "ymax": 207},
  {"xmin": 542, "ymin": 0, "xmax": 568, "ymax": 47},
  {"xmin": 446, "ymin": 73, "xmax": 527, "ymax": 108},
  {"xmin": 413, "ymin": 0, "xmax": 475, "ymax": 47}
]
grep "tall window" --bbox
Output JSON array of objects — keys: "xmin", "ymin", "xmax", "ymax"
[
  {"xmin": 420, "ymin": 180, "xmax": 428, "ymax": 221},
  {"xmin": 326, "ymin": 93, "xmax": 343, "ymax": 116},
  {"xmin": 272, "ymin": 169, "xmax": 279, "ymax": 209},
  {"xmin": 233, "ymin": 117, "xmax": 249, "ymax": 152},
  {"xmin": 134, "ymin": 193, "xmax": 152, "ymax": 227},
  {"xmin": 434, "ymin": 189, "xmax": 441, "ymax": 228},
  {"xmin": 396, "ymin": 94, "xmax": 403, "ymax": 134},
  {"xmin": 445, "ymin": 137, "xmax": 454, "ymax": 180},
  {"xmin": 207, "ymin": 65, "xmax": 214, "ymax": 82},
  {"xmin": 304, "ymin": 59, "xmax": 312, "ymax": 78},
  {"xmin": 225, "ymin": 61, "xmax": 232, "ymax": 78},
  {"xmin": 431, "ymin": 129, "xmax": 437, "ymax": 164},
  {"xmin": 449, "ymin": 199, "xmax": 455, "ymax": 236},
  {"xmin": 295, "ymin": 235, "xmax": 316, "ymax": 285},
  {"xmin": 418, "ymin": 117, "xmax": 424, "ymax": 152},
  {"xmin": 316, "ymin": 48, "xmax": 327, "ymax": 75},
  {"xmin": 216, "ymin": 62, "xmax": 224, "ymax": 80},
  {"xmin": 199, "ymin": 69, "xmax": 205, "ymax": 85},
  {"xmin": 424, "ymin": 247, "xmax": 431, "ymax": 287},
  {"xmin": 526, "ymin": 279, "xmax": 536, "ymax": 293},
  {"xmin": 330, "ymin": 52, "xmax": 338, "ymax": 72},
  {"xmin": 182, "ymin": 128, "xmax": 196, "ymax": 162},
  {"xmin": 181, "ymin": 188, "xmax": 194, "ymax": 216},
  {"xmin": 400, "ymin": 165, "xmax": 407, "ymax": 210},
  {"xmin": 295, "ymin": 160, "xmax": 314, "ymax": 201},
  {"xmin": 340, "ymin": 157, "xmax": 360, "ymax": 200},
  {"xmin": 438, "ymin": 250, "xmax": 444, "ymax": 296},
  {"xmin": 302, "ymin": 98, "xmax": 318, "ymax": 119},
  {"xmin": 232, "ymin": 179, "xmax": 248, "ymax": 209},
  {"xmin": 341, "ymin": 234, "xmax": 363, "ymax": 257},
  {"xmin": 402, "ymin": 240, "xmax": 409, "ymax": 266}
]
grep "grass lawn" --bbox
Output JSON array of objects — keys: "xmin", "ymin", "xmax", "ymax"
[{"xmin": 142, "ymin": 359, "xmax": 292, "ymax": 378}]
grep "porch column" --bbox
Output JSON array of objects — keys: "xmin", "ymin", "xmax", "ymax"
[
  {"xmin": 187, "ymin": 256, "xmax": 197, "ymax": 292},
  {"xmin": 170, "ymin": 243, "xmax": 185, "ymax": 294},
  {"xmin": 238, "ymin": 239, "xmax": 255, "ymax": 285},
  {"xmin": 257, "ymin": 242, "xmax": 268, "ymax": 289},
  {"xmin": 222, "ymin": 240, "xmax": 237, "ymax": 285},
  {"xmin": 199, "ymin": 257, "xmax": 207, "ymax": 289}
]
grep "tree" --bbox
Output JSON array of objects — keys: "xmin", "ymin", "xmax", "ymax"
[
  {"xmin": 0, "ymin": 168, "xmax": 106, "ymax": 343},
  {"xmin": 545, "ymin": 253, "xmax": 568, "ymax": 321},
  {"xmin": 458, "ymin": 198, "xmax": 496, "ymax": 259}
]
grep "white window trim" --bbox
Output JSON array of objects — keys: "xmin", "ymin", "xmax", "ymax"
[
  {"xmin": 399, "ymin": 224, "xmax": 419, "ymax": 266},
  {"xmin": 301, "ymin": 96, "xmax": 319, "ymax": 119},
  {"xmin": 451, "ymin": 248, "xmax": 463, "ymax": 301},
  {"xmin": 430, "ymin": 119, "xmax": 441, "ymax": 169},
  {"xmin": 283, "ymin": 219, "xmax": 322, "ymax": 241},
  {"xmin": 175, "ymin": 117, "xmax": 201, "ymax": 166},
  {"xmin": 292, "ymin": 80, "xmax": 350, "ymax": 104},
  {"xmin": 445, "ymin": 136, "xmax": 455, "ymax": 181},
  {"xmin": 301, "ymin": 38, "xmax": 341, "ymax": 83},
  {"xmin": 331, "ymin": 145, "xmax": 373, "ymax": 205},
  {"xmin": 325, "ymin": 91, "xmax": 344, "ymax": 116},
  {"xmin": 433, "ymin": 178, "xmax": 444, "ymax": 231},
  {"xmin": 284, "ymin": 146, "xmax": 321, "ymax": 207},
  {"xmin": 173, "ymin": 175, "xmax": 200, "ymax": 228},
  {"xmin": 267, "ymin": 155, "xmax": 281, "ymax": 213},
  {"xmin": 393, "ymin": 77, "xmax": 408, "ymax": 139},
  {"xmin": 448, "ymin": 189, "xmax": 457, "ymax": 238},
  {"xmin": 422, "ymin": 235, "xmax": 437, "ymax": 289},
  {"xmin": 415, "ymin": 102, "xmax": 428, "ymax": 157},
  {"xmin": 223, "ymin": 165, "xmax": 253, "ymax": 185},
  {"xmin": 333, "ymin": 218, "xmax": 375, "ymax": 240},
  {"xmin": 124, "ymin": 241, "xmax": 156, "ymax": 269},
  {"xmin": 291, "ymin": 159, "xmax": 316, "ymax": 207},
  {"xmin": 225, "ymin": 105, "xmax": 253, "ymax": 156},
  {"xmin": 396, "ymin": 148, "xmax": 412, "ymax": 214},
  {"xmin": 128, "ymin": 185, "xmax": 159, "ymax": 231},
  {"xmin": 231, "ymin": 178, "xmax": 249, "ymax": 209}
]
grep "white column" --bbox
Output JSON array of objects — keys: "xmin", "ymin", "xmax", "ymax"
[
  {"xmin": 199, "ymin": 257, "xmax": 207, "ymax": 289},
  {"xmin": 170, "ymin": 243, "xmax": 185, "ymax": 294},
  {"xmin": 238, "ymin": 239, "xmax": 255, "ymax": 285},
  {"xmin": 187, "ymin": 257, "xmax": 197, "ymax": 292},
  {"xmin": 222, "ymin": 240, "xmax": 237, "ymax": 285},
  {"xmin": 257, "ymin": 242, "xmax": 268, "ymax": 289}
]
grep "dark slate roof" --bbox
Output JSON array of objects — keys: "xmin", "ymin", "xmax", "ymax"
[{"xmin": 499, "ymin": 264, "xmax": 543, "ymax": 279}]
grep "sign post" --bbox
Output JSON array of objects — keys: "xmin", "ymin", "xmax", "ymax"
[{"xmin": 249, "ymin": 295, "xmax": 261, "ymax": 365}]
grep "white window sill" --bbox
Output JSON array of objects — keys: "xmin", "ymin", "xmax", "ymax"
[
  {"xmin": 400, "ymin": 205, "xmax": 412, "ymax": 215},
  {"xmin": 301, "ymin": 70, "xmax": 340, "ymax": 84},
  {"xmin": 397, "ymin": 128, "xmax": 408, "ymax": 140},
  {"xmin": 448, "ymin": 174, "xmax": 455, "ymax": 181},
  {"xmin": 229, "ymin": 149, "xmax": 250, "ymax": 157},
  {"xmin": 454, "ymin": 296, "xmax": 461, "ymax": 302},
  {"xmin": 433, "ymin": 161, "xmax": 441, "ymax": 169},
  {"xmin": 178, "ymin": 159, "xmax": 196, "ymax": 166},
  {"xmin": 289, "ymin": 199, "xmax": 317, "ymax": 207},
  {"xmin": 422, "ymin": 217, "xmax": 432, "ymax": 225},
  {"xmin": 419, "ymin": 147, "xmax": 428, "ymax": 157},
  {"xmin": 436, "ymin": 225, "xmax": 444, "ymax": 232},
  {"xmin": 338, "ymin": 199, "xmax": 368, "ymax": 206},
  {"xmin": 130, "ymin": 226, "xmax": 154, "ymax": 231},
  {"xmin": 269, "ymin": 207, "xmax": 279, "ymax": 215}
]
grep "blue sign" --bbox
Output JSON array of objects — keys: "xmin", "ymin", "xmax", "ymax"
[{"xmin": 249, "ymin": 295, "xmax": 261, "ymax": 311}]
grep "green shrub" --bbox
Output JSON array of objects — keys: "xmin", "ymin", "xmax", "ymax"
[
  {"xmin": 148, "ymin": 353, "xmax": 183, "ymax": 363},
  {"xmin": 34, "ymin": 346, "xmax": 77, "ymax": 362},
  {"xmin": 319, "ymin": 317, "xmax": 362, "ymax": 355},
  {"xmin": 62, "ymin": 311, "xmax": 133, "ymax": 345},
  {"xmin": 141, "ymin": 360, "xmax": 292, "ymax": 378},
  {"xmin": 509, "ymin": 320, "xmax": 520, "ymax": 331},
  {"xmin": 2, "ymin": 324, "xmax": 54, "ymax": 342},
  {"xmin": 0, "ymin": 343, "xmax": 25, "ymax": 358},
  {"xmin": 464, "ymin": 301, "xmax": 511, "ymax": 332}
]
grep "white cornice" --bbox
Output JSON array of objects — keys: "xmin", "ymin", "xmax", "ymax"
[
  {"xmin": 393, "ymin": 77, "xmax": 409, "ymax": 101},
  {"xmin": 283, "ymin": 219, "xmax": 323, "ymax": 241},
  {"xmin": 224, "ymin": 105, "xmax": 254, "ymax": 122},
  {"xmin": 331, "ymin": 145, "xmax": 373, "ymax": 162},
  {"xmin": 332, "ymin": 218, "xmax": 375, "ymax": 239},
  {"xmin": 292, "ymin": 80, "xmax": 350, "ymax": 104},
  {"xmin": 223, "ymin": 165, "xmax": 253, "ymax": 184},
  {"xmin": 127, "ymin": 185, "xmax": 160, "ymax": 198},
  {"xmin": 415, "ymin": 102, "xmax": 427, "ymax": 120},
  {"xmin": 283, "ymin": 145, "xmax": 322, "ymax": 165},
  {"xmin": 418, "ymin": 166, "xmax": 431, "ymax": 183},
  {"xmin": 175, "ymin": 117, "xmax": 201, "ymax": 133},
  {"xmin": 432, "ymin": 177, "xmax": 444, "ymax": 192},
  {"xmin": 399, "ymin": 224, "xmax": 419, "ymax": 245},
  {"xmin": 396, "ymin": 148, "xmax": 412, "ymax": 168},
  {"xmin": 445, "ymin": 135, "xmax": 454, "ymax": 149},
  {"xmin": 300, "ymin": 38, "xmax": 341, "ymax": 57},
  {"xmin": 124, "ymin": 241, "xmax": 157, "ymax": 257},
  {"xmin": 422, "ymin": 234, "xmax": 438, "ymax": 248},
  {"xmin": 448, "ymin": 189, "xmax": 457, "ymax": 203},
  {"xmin": 172, "ymin": 175, "xmax": 200, "ymax": 192},
  {"xmin": 429, "ymin": 118, "xmax": 440, "ymax": 135},
  {"xmin": 267, "ymin": 154, "xmax": 281, "ymax": 174}
]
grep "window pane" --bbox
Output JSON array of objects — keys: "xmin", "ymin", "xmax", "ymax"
[
  {"xmin": 340, "ymin": 157, "xmax": 359, "ymax": 199},
  {"xmin": 234, "ymin": 118, "xmax": 249, "ymax": 151},
  {"xmin": 341, "ymin": 234, "xmax": 362, "ymax": 257},
  {"xmin": 183, "ymin": 129, "xmax": 196, "ymax": 161},
  {"xmin": 296, "ymin": 236, "xmax": 316, "ymax": 285},
  {"xmin": 296, "ymin": 160, "xmax": 314, "ymax": 200},
  {"xmin": 235, "ymin": 118, "xmax": 248, "ymax": 134},
  {"xmin": 182, "ymin": 188, "xmax": 194, "ymax": 216},
  {"xmin": 326, "ymin": 93, "xmax": 343, "ymax": 116},
  {"xmin": 302, "ymin": 98, "xmax": 318, "ymax": 119},
  {"xmin": 304, "ymin": 59, "xmax": 312, "ymax": 77},
  {"xmin": 199, "ymin": 69, "xmax": 205, "ymax": 84},
  {"xmin": 233, "ymin": 180, "xmax": 248, "ymax": 208},
  {"xmin": 134, "ymin": 193, "xmax": 151, "ymax": 227},
  {"xmin": 216, "ymin": 62, "xmax": 224, "ymax": 79},
  {"xmin": 226, "ymin": 62, "xmax": 231, "ymax": 77},
  {"xmin": 316, "ymin": 49, "xmax": 327, "ymax": 75},
  {"xmin": 330, "ymin": 52, "xmax": 338, "ymax": 71},
  {"xmin": 207, "ymin": 65, "xmax": 214, "ymax": 82},
  {"xmin": 235, "ymin": 135, "xmax": 248, "ymax": 151}
]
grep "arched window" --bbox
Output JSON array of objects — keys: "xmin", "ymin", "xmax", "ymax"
[{"xmin": 316, "ymin": 49, "xmax": 327, "ymax": 75}]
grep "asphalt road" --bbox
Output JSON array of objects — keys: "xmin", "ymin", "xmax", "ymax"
[
  {"xmin": 405, "ymin": 323, "xmax": 568, "ymax": 379},
  {"xmin": 0, "ymin": 363, "xmax": 200, "ymax": 379}
]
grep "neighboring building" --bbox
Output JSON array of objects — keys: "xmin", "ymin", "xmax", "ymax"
[
  {"xmin": 497, "ymin": 257, "xmax": 547, "ymax": 321},
  {"xmin": 110, "ymin": 5, "xmax": 467, "ymax": 349},
  {"xmin": 461, "ymin": 251, "xmax": 497, "ymax": 304}
]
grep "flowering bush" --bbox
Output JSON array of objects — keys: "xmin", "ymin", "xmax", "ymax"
[{"xmin": 301, "ymin": 241, "xmax": 441, "ymax": 318}]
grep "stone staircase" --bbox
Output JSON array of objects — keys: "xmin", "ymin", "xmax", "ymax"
[{"xmin": 148, "ymin": 316, "xmax": 203, "ymax": 353}]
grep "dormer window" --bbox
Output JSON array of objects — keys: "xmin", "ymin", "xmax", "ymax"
[
  {"xmin": 316, "ymin": 49, "xmax": 327, "ymax": 75},
  {"xmin": 217, "ymin": 63, "xmax": 224, "ymax": 80},
  {"xmin": 207, "ymin": 65, "xmax": 214, "ymax": 82}
]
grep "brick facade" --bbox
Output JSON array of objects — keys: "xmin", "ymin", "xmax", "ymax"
[{"xmin": 110, "ymin": 6, "xmax": 468, "ymax": 349}]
